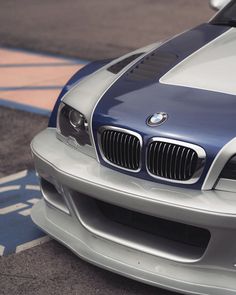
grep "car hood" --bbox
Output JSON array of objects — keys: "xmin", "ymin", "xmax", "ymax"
[
  {"xmin": 93, "ymin": 79, "xmax": 236, "ymax": 155},
  {"xmin": 92, "ymin": 24, "xmax": 236, "ymax": 188},
  {"xmin": 93, "ymin": 24, "xmax": 236, "ymax": 151}
]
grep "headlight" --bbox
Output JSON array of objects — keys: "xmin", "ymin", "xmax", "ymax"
[
  {"xmin": 69, "ymin": 109, "xmax": 86, "ymax": 130},
  {"xmin": 57, "ymin": 103, "xmax": 91, "ymax": 146},
  {"xmin": 219, "ymin": 155, "xmax": 236, "ymax": 180}
]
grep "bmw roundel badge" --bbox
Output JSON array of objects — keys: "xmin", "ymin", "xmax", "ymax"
[{"xmin": 147, "ymin": 112, "xmax": 168, "ymax": 126}]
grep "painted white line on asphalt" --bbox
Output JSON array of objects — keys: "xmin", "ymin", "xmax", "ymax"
[
  {"xmin": 0, "ymin": 170, "xmax": 27, "ymax": 185},
  {"xmin": 0, "ymin": 245, "xmax": 5, "ymax": 256},
  {"xmin": 15, "ymin": 236, "xmax": 51, "ymax": 253},
  {"xmin": 25, "ymin": 185, "xmax": 40, "ymax": 191},
  {"xmin": 18, "ymin": 208, "xmax": 31, "ymax": 216},
  {"xmin": 18, "ymin": 199, "xmax": 40, "ymax": 215},
  {"xmin": 0, "ymin": 185, "xmax": 21, "ymax": 193},
  {"xmin": 27, "ymin": 198, "xmax": 40, "ymax": 204},
  {"xmin": 0, "ymin": 203, "xmax": 28, "ymax": 214},
  {"xmin": 0, "ymin": 170, "xmax": 46, "ymax": 255}
]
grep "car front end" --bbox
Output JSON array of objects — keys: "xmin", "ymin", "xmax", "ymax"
[{"xmin": 31, "ymin": 2, "xmax": 236, "ymax": 294}]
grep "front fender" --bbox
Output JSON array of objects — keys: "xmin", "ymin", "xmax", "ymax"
[{"xmin": 48, "ymin": 59, "xmax": 113, "ymax": 127}]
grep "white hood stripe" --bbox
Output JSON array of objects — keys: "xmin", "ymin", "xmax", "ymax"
[{"xmin": 160, "ymin": 28, "xmax": 236, "ymax": 96}]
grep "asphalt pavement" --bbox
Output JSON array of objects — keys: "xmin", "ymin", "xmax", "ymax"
[
  {"xmin": 0, "ymin": 0, "xmax": 213, "ymax": 60},
  {"xmin": 0, "ymin": 107, "xmax": 48, "ymax": 177},
  {"xmin": 0, "ymin": 108, "xmax": 179, "ymax": 295}
]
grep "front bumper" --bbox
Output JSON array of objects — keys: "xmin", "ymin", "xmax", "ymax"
[{"xmin": 31, "ymin": 128, "xmax": 236, "ymax": 295}]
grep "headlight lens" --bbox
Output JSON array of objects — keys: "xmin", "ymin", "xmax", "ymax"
[
  {"xmin": 220, "ymin": 155, "xmax": 236, "ymax": 180},
  {"xmin": 57, "ymin": 103, "xmax": 91, "ymax": 146},
  {"xmin": 69, "ymin": 109, "xmax": 85, "ymax": 130}
]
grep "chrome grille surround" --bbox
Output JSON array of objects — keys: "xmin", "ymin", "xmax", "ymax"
[
  {"xmin": 98, "ymin": 126, "xmax": 142, "ymax": 172},
  {"xmin": 146, "ymin": 138, "xmax": 206, "ymax": 184}
]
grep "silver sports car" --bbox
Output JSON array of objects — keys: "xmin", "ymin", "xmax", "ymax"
[{"xmin": 31, "ymin": 1, "xmax": 236, "ymax": 294}]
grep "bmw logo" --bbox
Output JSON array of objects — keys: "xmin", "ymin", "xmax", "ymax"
[{"xmin": 147, "ymin": 112, "xmax": 168, "ymax": 126}]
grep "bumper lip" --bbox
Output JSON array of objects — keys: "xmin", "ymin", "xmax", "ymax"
[
  {"xmin": 31, "ymin": 201, "xmax": 193, "ymax": 295},
  {"xmin": 32, "ymin": 200, "xmax": 236, "ymax": 295},
  {"xmin": 68, "ymin": 191, "xmax": 209, "ymax": 264},
  {"xmin": 31, "ymin": 128, "xmax": 236, "ymax": 229},
  {"xmin": 31, "ymin": 128, "xmax": 236, "ymax": 294}
]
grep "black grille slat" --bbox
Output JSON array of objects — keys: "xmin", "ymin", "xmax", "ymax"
[
  {"xmin": 147, "ymin": 141, "xmax": 199, "ymax": 181},
  {"xmin": 100, "ymin": 129, "xmax": 140, "ymax": 171},
  {"xmin": 178, "ymin": 148, "xmax": 186, "ymax": 180},
  {"xmin": 127, "ymin": 135, "xmax": 132, "ymax": 169},
  {"xmin": 175, "ymin": 146, "xmax": 180, "ymax": 180},
  {"xmin": 153, "ymin": 142, "xmax": 159, "ymax": 175},
  {"xmin": 113, "ymin": 131, "xmax": 118, "ymax": 164},
  {"xmin": 159, "ymin": 143, "xmax": 165, "ymax": 177},
  {"xmin": 116, "ymin": 132, "xmax": 121, "ymax": 165},
  {"xmin": 165, "ymin": 144, "xmax": 172, "ymax": 179},
  {"xmin": 190, "ymin": 151, "xmax": 198, "ymax": 177},
  {"xmin": 108, "ymin": 131, "xmax": 112, "ymax": 161},
  {"xmin": 132, "ymin": 137, "xmax": 136, "ymax": 169},
  {"xmin": 110, "ymin": 131, "xmax": 115, "ymax": 163},
  {"xmin": 119, "ymin": 133, "xmax": 124, "ymax": 166},
  {"xmin": 132, "ymin": 136, "xmax": 137, "ymax": 170},
  {"xmin": 123, "ymin": 134, "xmax": 128, "ymax": 168},
  {"xmin": 184, "ymin": 149, "xmax": 191, "ymax": 180},
  {"xmin": 135, "ymin": 137, "xmax": 140, "ymax": 169},
  {"xmin": 156, "ymin": 142, "xmax": 162, "ymax": 176},
  {"xmin": 169, "ymin": 145, "xmax": 175, "ymax": 179}
]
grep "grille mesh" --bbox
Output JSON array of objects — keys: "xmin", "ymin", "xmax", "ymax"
[
  {"xmin": 147, "ymin": 141, "xmax": 198, "ymax": 181},
  {"xmin": 100, "ymin": 129, "xmax": 141, "ymax": 170}
]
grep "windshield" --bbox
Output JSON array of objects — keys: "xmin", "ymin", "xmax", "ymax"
[{"xmin": 211, "ymin": 0, "xmax": 236, "ymax": 26}]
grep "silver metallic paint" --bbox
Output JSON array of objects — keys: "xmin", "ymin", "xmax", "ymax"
[
  {"xmin": 31, "ymin": 128, "xmax": 236, "ymax": 295},
  {"xmin": 203, "ymin": 137, "xmax": 236, "ymax": 190},
  {"xmin": 160, "ymin": 28, "xmax": 236, "ymax": 96},
  {"xmin": 31, "ymin": 201, "xmax": 236, "ymax": 295},
  {"xmin": 216, "ymin": 178, "xmax": 236, "ymax": 192}
]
